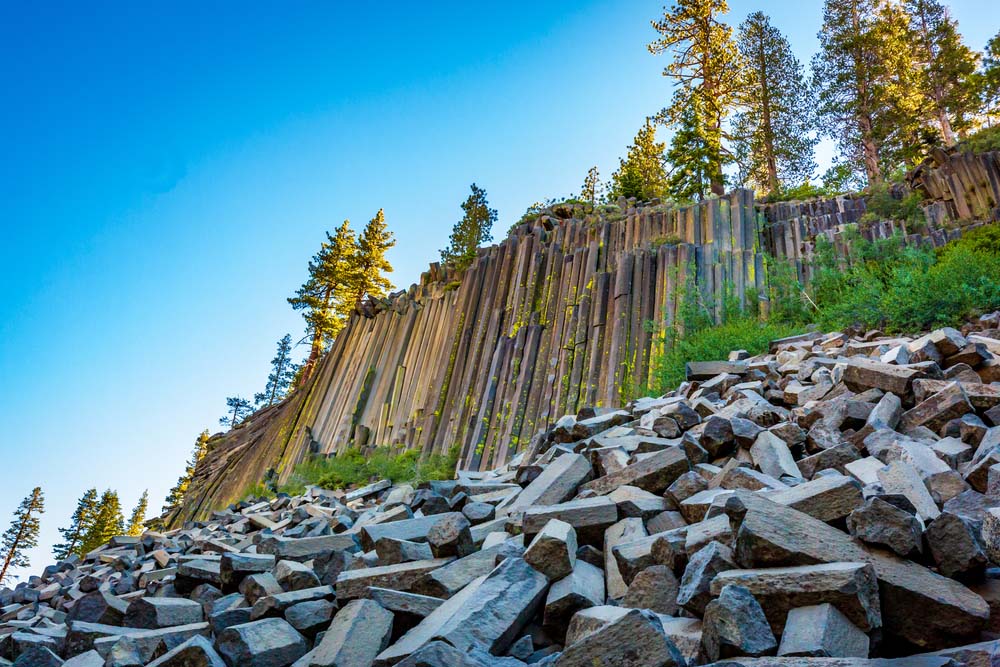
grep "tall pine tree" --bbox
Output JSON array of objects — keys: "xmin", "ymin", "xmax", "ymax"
[
  {"xmin": 79, "ymin": 490, "xmax": 124, "ymax": 556},
  {"xmin": 255, "ymin": 334, "xmax": 299, "ymax": 408},
  {"xmin": 906, "ymin": 0, "xmax": 979, "ymax": 145},
  {"xmin": 649, "ymin": 0, "xmax": 741, "ymax": 197},
  {"xmin": 53, "ymin": 488, "xmax": 98, "ymax": 561},
  {"xmin": 732, "ymin": 12, "xmax": 817, "ymax": 194},
  {"xmin": 440, "ymin": 184, "xmax": 496, "ymax": 271},
  {"xmin": 982, "ymin": 31, "xmax": 1000, "ymax": 125},
  {"xmin": 348, "ymin": 209, "xmax": 395, "ymax": 309},
  {"xmin": 0, "ymin": 487, "xmax": 45, "ymax": 584},
  {"xmin": 126, "ymin": 491, "xmax": 148, "ymax": 537},
  {"xmin": 665, "ymin": 95, "xmax": 715, "ymax": 202},
  {"xmin": 812, "ymin": 0, "xmax": 922, "ymax": 184},
  {"xmin": 289, "ymin": 220, "xmax": 356, "ymax": 385},
  {"xmin": 609, "ymin": 119, "xmax": 668, "ymax": 201},
  {"xmin": 163, "ymin": 431, "xmax": 211, "ymax": 514}
]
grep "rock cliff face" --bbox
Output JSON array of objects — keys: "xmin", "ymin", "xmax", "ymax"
[{"xmin": 171, "ymin": 151, "xmax": 1000, "ymax": 525}]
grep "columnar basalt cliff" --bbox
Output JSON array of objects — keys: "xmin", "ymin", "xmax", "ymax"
[{"xmin": 171, "ymin": 151, "xmax": 1000, "ymax": 525}]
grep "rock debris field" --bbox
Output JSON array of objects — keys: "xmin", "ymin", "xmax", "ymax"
[{"xmin": 6, "ymin": 316, "xmax": 1000, "ymax": 667}]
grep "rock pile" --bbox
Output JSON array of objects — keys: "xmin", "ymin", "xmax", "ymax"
[{"xmin": 5, "ymin": 316, "xmax": 1000, "ymax": 667}]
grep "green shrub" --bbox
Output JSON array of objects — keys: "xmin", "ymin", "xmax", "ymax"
[
  {"xmin": 763, "ymin": 181, "xmax": 833, "ymax": 203},
  {"xmin": 650, "ymin": 234, "xmax": 682, "ymax": 249},
  {"xmin": 880, "ymin": 244, "xmax": 1000, "ymax": 331},
  {"xmin": 286, "ymin": 444, "xmax": 462, "ymax": 493},
  {"xmin": 860, "ymin": 183, "xmax": 924, "ymax": 224},
  {"xmin": 951, "ymin": 223, "xmax": 1000, "ymax": 255},
  {"xmin": 807, "ymin": 227, "xmax": 1000, "ymax": 332},
  {"xmin": 958, "ymin": 126, "xmax": 1000, "ymax": 154},
  {"xmin": 647, "ymin": 316, "xmax": 803, "ymax": 394}
]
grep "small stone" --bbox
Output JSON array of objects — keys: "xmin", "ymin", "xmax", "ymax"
[
  {"xmin": 283, "ymin": 600, "xmax": 335, "ymax": 637},
  {"xmin": 926, "ymin": 512, "xmax": 987, "ymax": 580},
  {"xmin": 677, "ymin": 541, "xmax": 737, "ymax": 615},
  {"xmin": 777, "ymin": 603, "xmax": 869, "ymax": 658},
  {"xmin": 215, "ymin": 618, "xmax": 308, "ymax": 667},
  {"xmin": 621, "ymin": 565, "xmax": 679, "ymax": 616},
  {"xmin": 146, "ymin": 636, "xmax": 226, "ymax": 667},
  {"xmin": 461, "ymin": 502, "xmax": 495, "ymax": 524},
  {"xmin": 847, "ymin": 497, "xmax": 923, "ymax": 558},
  {"xmin": 543, "ymin": 559, "xmax": 605, "ymax": 631},
  {"xmin": 750, "ymin": 431, "xmax": 800, "ymax": 480},
  {"xmin": 240, "ymin": 573, "xmax": 283, "ymax": 606},
  {"xmin": 554, "ymin": 608, "xmax": 685, "ymax": 667},
  {"xmin": 274, "ymin": 561, "xmax": 321, "ymax": 592},
  {"xmin": 524, "ymin": 519, "xmax": 577, "ymax": 580},
  {"xmin": 291, "ymin": 599, "xmax": 392, "ymax": 667},
  {"xmin": 701, "ymin": 584, "xmax": 777, "ymax": 662},
  {"xmin": 427, "ymin": 513, "xmax": 474, "ymax": 559}
]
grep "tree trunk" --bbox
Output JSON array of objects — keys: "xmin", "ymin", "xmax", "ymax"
[
  {"xmin": 0, "ymin": 517, "xmax": 27, "ymax": 584},
  {"xmin": 850, "ymin": 1, "xmax": 881, "ymax": 186},
  {"xmin": 936, "ymin": 105, "xmax": 956, "ymax": 146},
  {"xmin": 298, "ymin": 334, "xmax": 323, "ymax": 389},
  {"xmin": 758, "ymin": 41, "xmax": 779, "ymax": 193}
]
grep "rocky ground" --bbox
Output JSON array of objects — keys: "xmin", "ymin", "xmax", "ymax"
[{"xmin": 5, "ymin": 316, "xmax": 1000, "ymax": 667}]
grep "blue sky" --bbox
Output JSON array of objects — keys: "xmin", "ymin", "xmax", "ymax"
[{"xmin": 1, "ymin": 1, "xmax": 996, "ymax": 579}]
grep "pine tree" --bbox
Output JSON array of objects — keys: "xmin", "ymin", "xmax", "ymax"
[
  {"xmin": 579, "ymin": 167, "xmax": 603, "ymax": 204},
  {"xmin": 79, "ymin": 490, "xmax": 124, "ymax": 556},
  {"xmin": 876, "ymin": 0, "xmax": 931, "ymax": 167},
  {"xmin": 982, "ymin": 32, "xmax": 1000, "ymax": 125},
  {"xmin": 348, "ymin": 209, "xmax": 395, "ymax": 308},
  {"xmin": 812, "ymin": 0, "xmax": 922, "ymax": 185},
  {"xmin": 126, "ymin": 491, "xmax": 148, "ymax": 537},
  {"xmin": 219, "ymin": 396, "xmax": 253, "ymax": 429},
  {"xmin": 53, "ymin": 488, "xmax": 98, "ymax": 561},
  {"xmin": 648, "ymin": 0, "xmax": 742, "ymax": 197},
  {"xmin": 732, "ymin": 12, "xmax": 817, "ymax": 194},
  {"xmin": 163, "ymin": 430, "xmax": 211, "ymax": 513},
  {"xmin": 0, "ymin": 487, "xmax": 44, "ymax": 584},
  {"xmin": 440, "ymin": 184, "xmax": 496, "ymax": 271},
  {"xmin": 289, "ymin": 220, "xmax": 356, "ymax": 385},
  {"xmin": 905, "ymin": 0, "xmax": 980, "ymax": 145},
  {"xmin": 608, "ymin": 119, "xmax": 668, "ymax": 201},
  {"xmin": 665, "ymin": 95, "xmax": 715, "ymax": 202},
  {"xmin": 255, "ymin": 334, "xmax": 299, "ymax": 408}
]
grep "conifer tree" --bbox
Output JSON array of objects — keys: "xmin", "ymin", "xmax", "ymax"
[
  {"xmin": 255, "ymin": 334, "xmax": 299, "ymax": 408},
  {"xmin": 0, "ymin": 487, "xmax": 44, "ymax": 584},
  {"xmin": 876, "ymin": 0, "xmax": 930, "ymax": 166},
  {"xmin": 220, "ymin": 396, "xmax": 253, "ymax": 429},
  {"xmin": 608, "ymin": 119, "xmax": 668, "ymax": 201},
  {"xmin": 440, "ymin": 184, "xmax": 496, "ymax": 271},
  {"xmin": 289, "ymin": 220, "xmax": 356, "ymax": 385},
  {"xmin": 163, "ymin": 430, "xmax": 211, "ymax": 513},
  {"xmin": 579, "ymin": 167, "xmax": 603, "ymax": 204},
  {"xmin": 126, "ymin": 491, "xmax": 148, "ymax": 537},
  {"xmin": 812, "ymin": 0, "xmax": 922, "ymax": 184},
  {"xmin": 348, "ymin": 209, "xmax": 395, "ymax": 308},
  {"xmin": 649, "ymin": 0, "xmax": 742, "ymax": 197},
  {"xmin": 665, "ymin": 96, "xmax": 715, "ymax": 202},
  {"xmin": 732, "ymin": 12, "xmax": 817, "ymax": 194},
  {"xmin": 982, "ymin": 32, "xmax": 1000, "ymax": 125},
  {"xmin": 905, "ymin": 0, "xmax": 979, "ymax": 145},
  {"xmin": 79, "ymin": 490, "xmax": 124, "ymax": 555},
  {"xmin": 53, "ymin": 488, "xmax": 98, "ymax": 561}
]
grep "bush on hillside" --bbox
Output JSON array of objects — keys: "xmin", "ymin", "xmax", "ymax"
[
  {"xmin": 647, "ymin": 316, "xmax": 803, "ymax": 395},
  {"xmin": 762, "ymin": 181, "xmax": 834, "ymax": 203},
  {"xmin": 809, "ymin": 228, "xmax": 1000, "ymax": 332},
  {"xmin": 277, "ymin": 445, "xmax": 461, "ymax": 494},
  {"xmin": 958, "ymin": 126, "xmax": 1000, "ymax": 154}
]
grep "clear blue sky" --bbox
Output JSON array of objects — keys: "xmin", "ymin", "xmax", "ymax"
[{"xmin": 1, "ymin": 1, "xmax": 996, "ymax": 580}]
